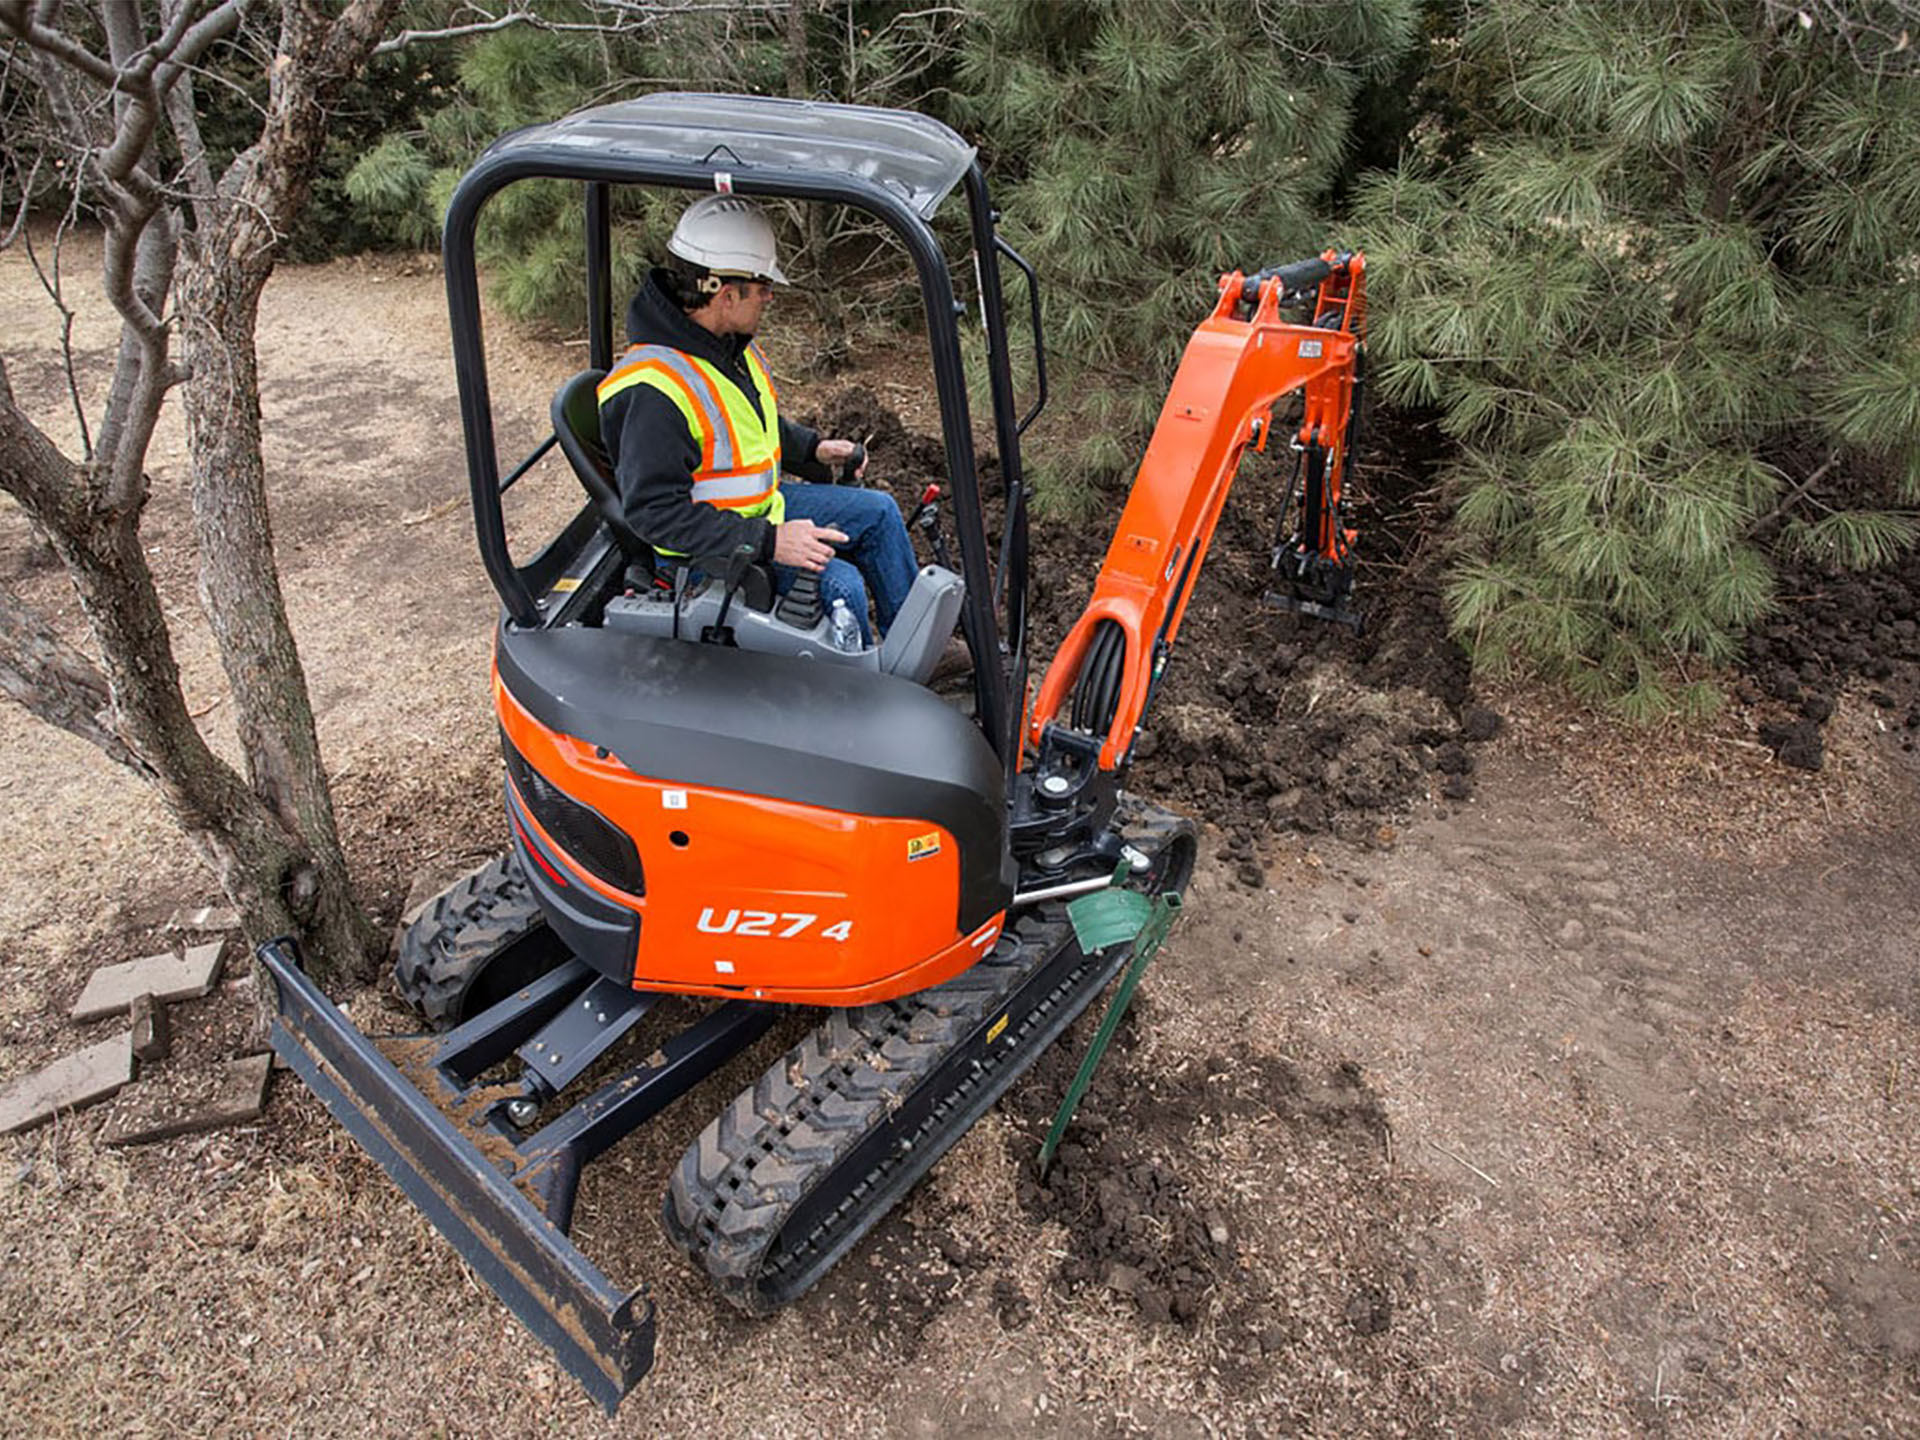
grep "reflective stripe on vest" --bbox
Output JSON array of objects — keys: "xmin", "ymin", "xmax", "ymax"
[{"xmin": 598, "ymin": 342, "xmax": 785, "ymax": 550}]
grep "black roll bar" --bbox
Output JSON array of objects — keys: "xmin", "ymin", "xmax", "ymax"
[
  {"xmin": 962, "ymin": 164, "xmax": 1033, "ymax": 769},
  {"xmin": 443, "ymin": 150, "xmax": 1014, "ymax": 761},
  {"xmin": 585, "ymin": 181, "xmax": 613, "ymax": 371}
]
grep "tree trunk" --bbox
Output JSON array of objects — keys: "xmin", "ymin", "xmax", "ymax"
[
  {"xmin": 174, "ymin": 261, "xmax": 376, "ymax": 978},
  {"xmin": 786, "ymin": 0, "xmax": 850, "ymax": 373},
  {"xmin": 0, "ymin": 391, "xmax": 331, "ymax": 947},
  {"xmin": 167, "ymin": 0, "xmax": 405, "ymax": 982},
  {"xmin": 1, "ymin": 0, "xmax": 404, "ymax": 989}
]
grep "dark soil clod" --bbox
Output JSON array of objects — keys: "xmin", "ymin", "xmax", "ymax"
[
  {"xmin": 1742, "ymin": 535, "xmax": 1920, "ymax": 769},
  {"xmin": 1344, "ymin": 1283, "xmax": 1395, "ymax": 1336},
  {"xmin": 992, "ymin": 1277, "xmax": 1033, "ymax": 1332},
  {"xmin": 1007, "ymin": 1037, "xmax": 1392, "ymax": 1345},
  {"xmin": 1758, "ymin": 719, "xmax": 1825, "ymax": 772},
  {"xmin": 1460, "ymin": 705, "xmax": 1505, "ymax": 742}
]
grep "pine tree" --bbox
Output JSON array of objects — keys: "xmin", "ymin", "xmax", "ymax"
[
  {"xmin": 340, "ymin": 1, "xmax": 970, "ymax": 330},
  {"xmin": 1355, "ymin": 1, "xmax": 1920, "ymax": 715},
  {"xmin": 952, "ymin": 0, "xmax": 1418, "ymax": 515},
  {"xmin": 345, "ymin": 18, "xmax": 653, "ymax": 323}
]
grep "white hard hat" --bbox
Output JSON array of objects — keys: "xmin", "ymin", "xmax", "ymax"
[{"xmin": 668, "ymin": 195, "xmax": 789, "ymax": 286}]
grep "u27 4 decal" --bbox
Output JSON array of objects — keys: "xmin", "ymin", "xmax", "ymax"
[{"xmin": 696, "ymin": 908, "xmax": 852, "ymax": 942}]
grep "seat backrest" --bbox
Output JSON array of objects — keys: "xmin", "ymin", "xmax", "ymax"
[{"xmin": 551, "ymin": 369, "xmax": 652, "ymax": 564}]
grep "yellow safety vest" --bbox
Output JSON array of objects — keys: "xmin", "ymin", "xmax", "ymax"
[{"xmin": 597, "ymin": 342, "xmax": 785, "ymax": 555}]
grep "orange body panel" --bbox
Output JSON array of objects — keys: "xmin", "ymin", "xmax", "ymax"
[
  {"xmin": 1029, "ymin": 256, "xmax": 1366, "ymax": 768},
  {"xmin": 497, "ymin": 670, "xmax": 1003, "ymax": 1006}
]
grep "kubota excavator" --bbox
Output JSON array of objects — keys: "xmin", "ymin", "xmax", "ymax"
[{"xmin": 258, "ymin": 92, "xmax": 1366, "ymax": 1412}]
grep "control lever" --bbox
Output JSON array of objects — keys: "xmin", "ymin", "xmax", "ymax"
[
  {"xmin": 775, "ymin": 568, "xmax": 824, "ymax": 629},
  {"xmin": 908, "ymin": 483, "xmax": 952, "ymax": 570},
  {"xmin": 835, "ymin": 441, "xmax": 869, "ymax": 487},
  {"xmin": 706, "ymin": 543, "xmax": 757, "ymax": 644},
  {"xmin": 671, "ymin": 563, "xmax": 693, "ymax": 642}
]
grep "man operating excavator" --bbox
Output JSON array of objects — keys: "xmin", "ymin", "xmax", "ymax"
[
  {"xmin": 598, "ymin": 195, "xmax": 917, "ymax": 647},
  {"xmin": 267, "ymin": 90, "xmax": 1374, "ymax": 1410}
]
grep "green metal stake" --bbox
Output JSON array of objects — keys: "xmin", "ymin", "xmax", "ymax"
[{"xmin": 1037, "ymin": 877, "xmax": 1184, "ymax": 1178}]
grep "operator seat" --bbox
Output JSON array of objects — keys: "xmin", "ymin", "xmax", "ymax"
[
  {"xmin": 552, "ymin": 369, "xmax": 653, "ymax": 567},
  {"xmin": 551, "ymin": 369, "xmax": 773, "ymax": 610}
]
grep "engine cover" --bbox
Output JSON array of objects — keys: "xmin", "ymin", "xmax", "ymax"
[{"xmin": 493, "ymin": 618, "xmax": 1014, "ymax": 1005}]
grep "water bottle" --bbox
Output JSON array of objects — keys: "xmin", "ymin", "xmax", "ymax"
[{"xmin": 827, "ymin": 597, "xmax": 862, "ymax": 653}]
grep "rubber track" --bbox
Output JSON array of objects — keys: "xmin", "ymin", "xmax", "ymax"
[
  {"xmin": 662, "ymin": 794, "xmax": 1195, "ymax": 1313},
  {"xmin": 392, "ymin": 853, "xmax": 552, "ymax": 1029}
]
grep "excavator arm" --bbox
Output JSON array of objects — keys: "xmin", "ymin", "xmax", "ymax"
[{"xmin": 1027, "ymin": 252, "xmax": 1367, "ymax": 774}]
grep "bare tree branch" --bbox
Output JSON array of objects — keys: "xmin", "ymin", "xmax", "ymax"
[
  {"xmin": 18, "ymin": 181, "xmax": 96, "ymax": 464},
  {"xmin": 100, "ymin": 3, "xmax": 154, "ymax": 83},
  {"xmin": 153, "ymin": 0, "xmax": 247, "ymax": 99},
  {"xmin": 21, "ymin": 23, "xmax": 108, "ymax": 173},
  {"xmin": 1764, "ymin": 0, "xmax": 1920, "ymax": 77},
  {"xmin": 16, "ymin": 22, "xmax": 175, "ymax": 351},
  {"xmin": 162, "ymin": 70, "xmax": 216, "ymax": 216},
  {"xmin": 1, "ymin": 150, "xmax": 41, "ymax": 249},
  {"xmin": 372, "ymin": 0, "xmax": 792, "ymax": 54},
  {"xmin": 374, "ymin": 6, "xmax": 548, "ymax": 54},
  {"xmin": 103, "ymin": 208, "xmax": 181, "ymax": 511},
  {"xmin": 158, "ymin": 1, "xmax": 221, "ymax": 225},
  {"xmin": 141, "ymin": 0, "xmax": 206, "ymax": 73},
  {"xmin": 0, "ymin": 582, "xmax": 152, "ymax": 775},
  {"xmin": 0, "ymin": 1, "xmax": 122, "ymax": 86}
]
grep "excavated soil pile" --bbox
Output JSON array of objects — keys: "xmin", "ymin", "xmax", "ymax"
[
  {"xmin": 795, "ymin": 391, "xmax": 1500, "ymax": 873},
  {"xmin": 996, "ymin": 1016, "xmax": 1431, "ymax": 1404},
  {"xmin": 1740, "ymin": 545, "xmax": 1920, "ymax": 771}
]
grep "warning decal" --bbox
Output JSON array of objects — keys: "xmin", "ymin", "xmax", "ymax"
[{"xmin": 906, "ymin": 831, "xmax": 942, "ymax": 862}]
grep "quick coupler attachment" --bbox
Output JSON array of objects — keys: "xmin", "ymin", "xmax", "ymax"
[{"xmin": 1265, "ymin": 548, "xmax": 1364, "ymax": 632}]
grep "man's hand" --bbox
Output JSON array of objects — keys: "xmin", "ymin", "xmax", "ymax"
[
  {"xmin": 773, "ymin": 519, "xmax": 849, "ymax": 573},
  {"xmin": 815, "ymin": 438, "xmax": 868, "ymax": 481}
]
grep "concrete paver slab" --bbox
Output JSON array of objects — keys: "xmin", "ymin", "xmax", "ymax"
[
  {"xmin": 0, "ymin": 1034, "xmax": 135, "ymax": 1133},
  {"xmin": 71, "ymin": 938, "xmax": 227, "ymax": 1022},
  {"xmin": 100, "ymin": 1053, "xmax": 274, "ymax": 1147}
]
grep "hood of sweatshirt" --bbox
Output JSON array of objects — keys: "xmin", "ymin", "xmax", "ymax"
[{"xmin": 625, "ymin": 268, "xmax": 753, "ymax": 371}]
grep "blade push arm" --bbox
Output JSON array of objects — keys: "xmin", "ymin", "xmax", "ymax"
[{"xmin": 1028, "ymin": 253, "xmax": 1365, "ymax": 772}]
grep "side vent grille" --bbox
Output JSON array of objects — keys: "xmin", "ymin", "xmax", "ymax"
[{"xmin": 502, "ymin": 733, "xmax": 645, "ymax": 896}]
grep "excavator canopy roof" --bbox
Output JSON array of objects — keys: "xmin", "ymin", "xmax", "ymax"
[{"xmin": 480, "ymin": 92, "xmax": 979, "ymax": 220}]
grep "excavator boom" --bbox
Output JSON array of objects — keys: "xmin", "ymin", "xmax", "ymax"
[{"xmin": 1029, "ymin": 253, "xmax": 1366, "ymax": 771}]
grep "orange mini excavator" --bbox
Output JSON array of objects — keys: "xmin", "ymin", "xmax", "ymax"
[{"xmin": 258, "ymin": 93, "xmax": 1366, "ymax": 1412}]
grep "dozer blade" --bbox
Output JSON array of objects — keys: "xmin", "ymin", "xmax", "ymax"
[{"xmin": 257, "ymin": 939, "xmax": 654, "ymax": 1414}]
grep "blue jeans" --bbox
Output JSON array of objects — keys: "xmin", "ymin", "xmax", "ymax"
[{"xmin": 774, "ymin": 483, "xmax": 917, "ymax": 645}]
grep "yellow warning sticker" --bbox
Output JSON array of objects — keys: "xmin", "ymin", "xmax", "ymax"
[
  {"xmin": 550, "ymin": 577, "xmax": 581, "ymax": 593},
  {"xmin": 906, "ymin": 831, "xmax": 942, "ymax": 862},
  {"xmin": 986, "ymin": 1013, "xmax": 1008, "ymax": 1044}
]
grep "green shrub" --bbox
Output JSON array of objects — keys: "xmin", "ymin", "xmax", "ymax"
[
  {"xmin": 953, "ymin": 0, "xmax": 1418, "ymax": 518},
  {"xmin": 1356, "ymin": 1, "xmax": 1920, "ymax": 714}
]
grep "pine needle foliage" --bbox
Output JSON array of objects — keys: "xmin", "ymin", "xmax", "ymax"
[
  {"xmin": 339, "ymin": 3, "xmax": 970, "ymax": 327},
  {"xmin": 341, "ymin": 15, "xmax": 644, "ymax": 324},
  {"xmin": 1355, "ymin": 1, "xmax": 1920, "ymax": 712},
  {"xmin": 953, "ymin": 0, "xmax": 1418, "ymax": 519}
]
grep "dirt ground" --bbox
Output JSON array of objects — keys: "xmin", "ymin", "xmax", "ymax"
[{"xmin": 4, "ymin": 237, "xmax": 1919, "ymax": 1436}]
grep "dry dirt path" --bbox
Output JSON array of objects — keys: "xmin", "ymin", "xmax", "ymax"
[{"xmin": 4, "ymin": 241, "xmax": 1918, "ymax": 1435}]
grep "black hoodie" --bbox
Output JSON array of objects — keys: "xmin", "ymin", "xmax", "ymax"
[{"xmin": 598, "ymin": 268, "xmax": 827, "ymax": 565}]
